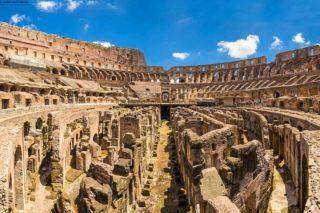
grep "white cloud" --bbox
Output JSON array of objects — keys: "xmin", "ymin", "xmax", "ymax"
[
  {"xmin": 292, "ymin": 33, "xmax": 310, "ymax": 46},
  {"xmin": 83, "ymin": 23, "xmax": 89, "ymax": 31},
  {"xmin": 87, "ymin": 0, "xmax": 97, "ymax": 5},
  {"xmin": 23, "ymin": 24, "xmax": 37, "ymax": 30},
  {"xmin": 9, "ymin": 14, "xmax": 26, "ymax": 24},
  {"xmin": 176, "ymin": 16, "xmax": 193, "ymax": 25},
  {"xmin": 106, "ymin": 2, "xmax": 117, "ymax": 10},
  {"xmin": 67, "ymin": 0, "xmax": 82, "ymax": 12},
  {"xmin": 270, "ymin": 36, "xmax": 283, "ymax": 50},
  {"xmin": 217, "ymin": 35, "xmax": 259, "ymax": 59},
  {"xmin": 172, "ymin": 52, "xmax": 190, "ymax": 60},
  {"xmin": 93, "ymin": 41, "xmax": 114, "ymax": 48},
  {"xmin": 36, "ymin": 1, "xmax": 59, "ymax": 12}
]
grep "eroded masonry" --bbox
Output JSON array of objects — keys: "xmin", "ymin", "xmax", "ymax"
[{"xmin": 0, "ymin": 22, "xmax": 320, "ymax": 212}]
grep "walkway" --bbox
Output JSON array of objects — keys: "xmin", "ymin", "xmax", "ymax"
[
  {"xmin": 24, "ymin": 177, "xmax": 54, "ymax": 213},
  {"xmin": 145, "ymin": 121, "xmax": 189, "ymax": 213},
  {"xmin": 267, "ymin": 159, "xmax": 299, "ymax": 213}
]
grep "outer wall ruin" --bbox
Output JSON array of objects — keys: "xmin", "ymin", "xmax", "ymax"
[{"xmin": 0, "ymin": 22, "xmax": 319, "ymax": 212}]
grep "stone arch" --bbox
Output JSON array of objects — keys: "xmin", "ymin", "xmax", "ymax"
[
  {"xmin": 93, "ymin": 133, "xmax": 99, "ymax": 144},
  {"xmin": 23, "ymin": 122, "xmax": 31, "ymax": 137},
  {"xmin": 39, "ymin": 89, "xmax": 46, "ymax": 95},
  {"xmin": 232, "ymin": 69, "xmax": 239, "ymax": 81},
  {"xmin": 178, "ymin": 77, "xmax": 185, "ymax": 83},
  {"xmin": 223, "ymin": 71, "xmax": 228, "ymax": 82},
  {"xmin": 214, "ymin": 72, "xmax": 219, "ymax": 82},
  {"xmin": 297, "ymin": 101, "xmax": 304, "ymax": 110},
  {"xmin": 52, "ymin": 68, "xmax": 59, "ymax": 75},
  {"xmin": 60, "ymin": 69, "xmax": 66, "ymax": 76},
  {"xmin": 35, "ymin": 118, "xmax": 43, "ymax": 130},
  {"xmin": 14, "ymin": 146, "xmax": 22, "ymax": 165},
  {"xmin": 21, "ymin": 87, "xmax": 28, "ymax": 92},
  {"xmin": 274, "ymin": 91, "xmax": 281, "ymax": 98},
  {"xmin": 38, "ymin": 149, "xmax": 52, "ymax": 186}
]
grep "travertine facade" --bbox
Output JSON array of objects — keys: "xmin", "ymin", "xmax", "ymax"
[{"xmin": 0, "ymin": 23, "xmax": 320, "ymax": 212}]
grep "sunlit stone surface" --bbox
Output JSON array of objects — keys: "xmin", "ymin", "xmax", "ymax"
[{"xmin": 0, "ymin": 22, "xmax": 319, "ymax": 212}]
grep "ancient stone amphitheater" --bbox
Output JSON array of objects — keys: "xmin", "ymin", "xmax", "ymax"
[{"xmin": 0, "ymin": 22, "xmax": 319, "ymax": 213}]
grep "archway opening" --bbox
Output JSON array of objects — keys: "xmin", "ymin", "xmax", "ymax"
[
  {"xmin": 179, "ymin": 77, "xmax": 185, "ymax": 83},
  {"xmin": 298, "ymin": 102, "xmax": 304, "ymax": 110},
  {"xmin": 35, "ymin": 118, "xmax": 43, "ymax": 130},
  {"xmin": 161, "ymin": 106, "xmax": 170, "ymax": 120},
  {"xmin": 52, "ymin": 68, "xmax": 59, "ymax": 75},
  {"xmin": 23, "ymin": 122, "xmax": 30, "ymax": 137},
  {"xmin": 38, "ymin": 150, "xmax": 52, "ymax": 186}
]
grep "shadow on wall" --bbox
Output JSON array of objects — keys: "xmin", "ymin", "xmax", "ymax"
[
  {"xmin": 38, "ymin": 150, "xmax": 52, "ymax": 186},
  {"xmin": 161, "ymin": 132, "xmax": 190, "ymax": 212}
]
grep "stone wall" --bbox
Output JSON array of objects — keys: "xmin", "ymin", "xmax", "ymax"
[
  {"xmin": 0, "ymin": 105, "xmax": 160, "ymax": 212},
  {"xmin": 170, "ymin": 107, "xmax": 273, "ymax": 212}
]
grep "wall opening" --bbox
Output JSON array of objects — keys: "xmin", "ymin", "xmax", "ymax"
[
  {"xmin": 25, "ymin": 99, "xmax": 32, "ymax": 107},
  {"xmin": 23, "ymin": 122, "xmax": 30, "ymax": 137},
  {"xmin": 274, "ymin": 91, "xmax": 281, "ymax": 98},
  {"xmin": 2, "ymin": 99, "xmax": 9, "ymax": 109},
  {"xmin": 45, "ymin": 99, "xmax": 49, "ymax": 105},
  {"xmin": 161, "ymin": 106, "xmax": 170, "ymax": 120},
  {"xmin": 38, "ymin": 151, "xmax": 52, "ymax": 186},
  {"xmin": 36, "ymin": 118, "xmax": 43, "ymax": 130}
]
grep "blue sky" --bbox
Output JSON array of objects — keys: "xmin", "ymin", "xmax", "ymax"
[{"xmin": 0, "ymin": 0, "xmax": 319, "ymax": 69}]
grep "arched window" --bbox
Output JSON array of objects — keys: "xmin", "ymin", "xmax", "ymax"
[
  {"xmin": 23, "ymin": 122, "xmax": 31, "ymax": 137},
  {"xmin": 52, "ymin": 68, "xmax": 59, "ymax": 75},
  {"xmin": 179, "ymin": 77, "xmax": 185, "ymax": 83},
  {"xmin": 232, "ymin": 69, "xmax": 239, "ymax": 80},
  {"xmin": 60, "ymin": 69, "xmax": 66, "ymax": 76},
  {"xmin": 274, "ymin": 91, "xmax": 281, "ymax": 98},
  {"xmin": 36, "ymin": 118, "xmax": 43, "ymax": 130},
  {"xmin": 214, "ymin": 72, "xmax": 219, "ymax": 81}
]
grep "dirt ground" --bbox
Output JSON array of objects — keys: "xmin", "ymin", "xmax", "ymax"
[
  {"xmin": 267, "ymin": 159, "xmax": 299, "ymax": 213},
  {"xmin": 145, "ymin": 121, "xmax": 190, "ymax": 213}
]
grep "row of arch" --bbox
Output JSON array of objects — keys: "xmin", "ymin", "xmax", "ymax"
[
  {"xmin": 9, "ymin": 114, "xmax": 53, "ymax": 211},
  {"xmin": 170, "ymin": 55, "xmax": 320, "ymax": 84},
  {"xmin": 49, "ymin": 65, "xmax": 164, "ymax": 83}
]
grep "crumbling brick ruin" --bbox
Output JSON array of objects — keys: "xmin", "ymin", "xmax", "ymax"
[{"xmin": 0, "ymin": 22, "xmax": 320, "ymax": 212}]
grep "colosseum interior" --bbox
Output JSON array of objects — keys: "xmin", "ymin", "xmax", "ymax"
[{"xmin": 0, "ymin": 22, "xmax": 320, "ymax": 213}]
